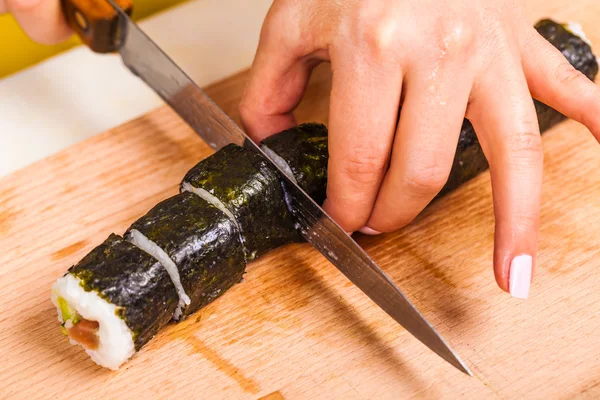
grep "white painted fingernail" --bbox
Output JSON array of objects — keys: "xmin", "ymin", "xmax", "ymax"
[
  {"xmin": 358, "ymin": 226, "xmax": 382, "ymax": 235},
  {"xmin": 509, "ymin": 255, "xmax": 533, "ymax": 299}
]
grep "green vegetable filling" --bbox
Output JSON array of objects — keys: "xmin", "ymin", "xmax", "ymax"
[
  {"xmin": 57, "ymin": 296, "xmax": 80, "ymax": 324},
  {"xmin": 56, "ymin": 295, "xmax": 81, "ymax": 335}
]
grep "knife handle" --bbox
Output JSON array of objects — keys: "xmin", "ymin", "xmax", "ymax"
[{"xmin": 61, "ymin": 0, "xmax": 134, "ymax": 53}]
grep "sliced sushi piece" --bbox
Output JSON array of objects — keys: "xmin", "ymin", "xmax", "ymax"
[
  {"xmin": 261, "ymin": 123, "xmax": 329, "ymax": 205},
  {"xmin": 51, "ymin": 234, "xmax": 179, "ymax": 369},
  {"xmin": 126, "ymin": 191, "xmax": 246, "ymax": 320},
  {"xmin": 181, "ymin": 144, "xmax": 302, "ymax": 261}
]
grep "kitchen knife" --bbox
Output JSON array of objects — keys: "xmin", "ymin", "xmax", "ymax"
[{"xmin": 61, "ymin": 0, "xmax": 472, "ymax": 376}]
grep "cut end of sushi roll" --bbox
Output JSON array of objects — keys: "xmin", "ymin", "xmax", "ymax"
[
  {"xmin": 51, "ymin": 274, "xmax": 135, "ymax": 370},
  {"xmin": 127, "ymin": 228, "xmax": 191, "ymax": 320},
  {"xmin": 565, "ymin": 22, "xmax": 592, "ymax": 45},
  {"xmin": 260, "ymin": 144, "xmax": 298, "ymax": 184}
]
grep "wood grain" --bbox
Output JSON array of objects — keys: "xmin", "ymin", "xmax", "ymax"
[{"xmin": 1, "ymin": 3, "xmax": 600, "ymax": 399}]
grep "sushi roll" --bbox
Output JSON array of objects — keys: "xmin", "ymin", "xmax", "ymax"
[
  {"xmin": 126, "ymin": 191, "xmax": 246, "ymax": 320},
  {"xmin": 261, "ymin": 123, "xmax": 329, "ymax": 205},
  {"xmin": 181, "ymin": 144, "xmax": 302, "ymax": 261},
  {"xmin": 51, "ymin": 234, "xmax": 179, "ymax": 369},
  {"xmin": 52, "ymin": 19, "xmax": 598, "ymax": 370},
  {"xmin": 52, "ymin": 193, "xmax": 246, "ymax": 369}
]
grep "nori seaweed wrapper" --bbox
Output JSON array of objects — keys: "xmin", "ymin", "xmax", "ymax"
[
  {"xmin": 68, "ymin": 234, "xmax": 178, "ymax": 350},
  {"xmin": 181, "ymin": 144, "xmax": 301, "ymax": 260},
  {"xmin": 260, "ymin": 123, "xmax": 329, "ymax": 205},
  {"xmin": 126, "ymin": 191, "xmax": 246, "ymax": 317}
]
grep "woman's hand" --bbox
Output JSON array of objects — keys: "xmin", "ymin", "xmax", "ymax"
[
  {"xmin": 240, "ymin": 0, "xmax": 600, "ymax": 298},
  {"xmin": 1, "ymin": 0, "xmax": 71, "ymax": 44}
]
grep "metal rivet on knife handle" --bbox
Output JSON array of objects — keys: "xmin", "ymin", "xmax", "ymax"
[{"xmin": 61, "ymin": 0, "xmax": 134, "ymax": 53}]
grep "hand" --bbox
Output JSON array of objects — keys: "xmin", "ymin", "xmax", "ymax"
[
  {"xmin": 240, "ymin": 0, "xmax": 600, "ymax": 298},
  {"xmin": 1, "ymin": 0, "xmax": 71, "ymax": 44}
]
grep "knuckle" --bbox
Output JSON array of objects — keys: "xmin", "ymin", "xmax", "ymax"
[
  {"xmin": 436, "ymin": 18, "xmax": 475, "ymax": 56},
  {"xmin": 403, "ymin": 162, "xmax": 450, "ymax": 197},
  {"xmin": 364, "ymin": 20, "xmax": 399, "ymax": 57},
  {"xmin": 505, "ymin": 131, "xmax": 544, "ymax": 163},
  {"xmin": 339, "ymin": 150, "xmax": 387, "ymax": 184},
  {"xmin": 347, "ymin": 4, "xmax": 400, "ymax": 58},
  {"xmin": 513, "ymin": 212, "xmax": 540, "ymax": 231},
  {"xmin": 554, "ymin": 61, "xmax": 588, "ymax": 87}
]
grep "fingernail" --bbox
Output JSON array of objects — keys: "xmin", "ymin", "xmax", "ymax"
[
  {"xmin": 509, "ymin": 254, "xmax": 533, "ymax": 299},
  {"xmin": 358, "ymin": 226, "xmax": 381, "ymax": 235}
]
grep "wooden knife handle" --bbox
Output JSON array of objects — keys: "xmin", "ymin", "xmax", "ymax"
[{"xmin": 61, "ymin": 0, "xmax": 134, "ymax": 53}]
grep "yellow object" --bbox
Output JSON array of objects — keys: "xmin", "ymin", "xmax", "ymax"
[{"xmin": 0, "ymin": 0, "xmax": 189, "ymax": 79}]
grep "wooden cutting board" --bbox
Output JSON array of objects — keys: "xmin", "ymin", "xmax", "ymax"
[{"xmin": 2, "ymin": 3, "xmax": 600, "ymax": 399}]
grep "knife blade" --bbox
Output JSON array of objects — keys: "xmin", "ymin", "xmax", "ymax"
[{"xmin": 62, "ymin": 0, "xmax": 472, "ymax": 375}]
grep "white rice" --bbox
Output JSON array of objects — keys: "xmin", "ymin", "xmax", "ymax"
[
  {"xmin": 51, "ymin": 274, "xmax": 135, "ymax": 370},
  {"xmin": 565, "ymin": 22, "xmax": 592, "ymax": 46},
  {"xmin": 260, "ymin": 145, "xmax": 298, "ymax": 184},
  {"xmin": 181, "ymin": 182, "xmax": 240, "ymax": 231},
  {"xmin": 127, "ymin": 229, "xmax": 190, "ymax": 320}
]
